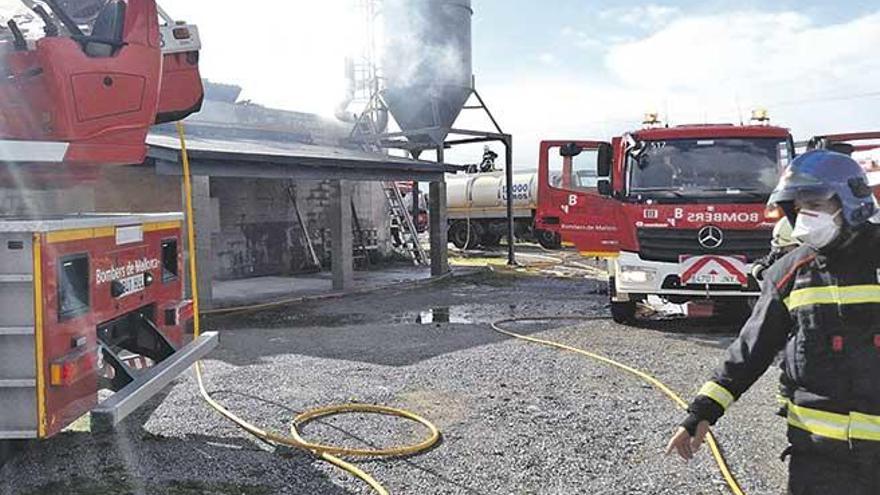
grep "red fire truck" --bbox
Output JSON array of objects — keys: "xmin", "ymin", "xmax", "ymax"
[
  {"xmin": 535, "ymin": 118, "xmax": 794, "ymax": 323},
  {"xmin": 0, "ymin": 0, "xmax": 215, "ymax": 442}
]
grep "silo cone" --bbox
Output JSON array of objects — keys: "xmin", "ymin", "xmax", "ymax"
[{"xmin": 381, "ymin": 0, "xmax": 473, "ymax": 146}]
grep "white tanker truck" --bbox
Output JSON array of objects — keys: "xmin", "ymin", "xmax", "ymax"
[{"xmin": 445, "ymin": 171, "xmax": 562, "ymax": 249}]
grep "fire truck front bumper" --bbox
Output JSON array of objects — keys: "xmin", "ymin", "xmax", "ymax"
[{"xmin": 611, "ymin": 251, "xmax": 761, "ymax": 301}]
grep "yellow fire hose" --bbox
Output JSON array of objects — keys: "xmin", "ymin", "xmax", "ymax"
[
  {"xmin": 491, "ymin": 317, "xmax": 746, "ymax": 495},
  {"xmin": 176, "ymin": 123, "xmax": 441, "ymax": 495}
]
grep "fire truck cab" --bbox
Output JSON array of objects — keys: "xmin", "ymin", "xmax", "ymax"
[{"xmin": 535, "ymin": 120, "xmax": 794, "ymax": 323}]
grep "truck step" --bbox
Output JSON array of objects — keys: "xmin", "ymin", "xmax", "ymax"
[
  {"xmin": 0, "ymin": 430, "xmax": 37, "ymax": 440},
  {"xmin": 0, "ymin": 327, "xmax": 33, "ymax": 336},
  {"xmin": 90, "ymin": 332, "xmax": 219, "ymax": 432},
  {"xmin": 0, "ymin": 379, "xmax": 36, "ymax": 388}
]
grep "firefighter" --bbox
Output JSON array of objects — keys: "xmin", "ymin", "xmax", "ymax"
[
  {"xmin": 665, "ymin": 149, "xmax": 880, "ymax": 494},
  {"xmin": 479, "ymin": 146, "xmax": 498, "ymax": 173}
]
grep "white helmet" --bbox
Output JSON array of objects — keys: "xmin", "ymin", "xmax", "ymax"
[{"xmin": 771, "ymin": 217, "xmax": 797, "ymax": 249}]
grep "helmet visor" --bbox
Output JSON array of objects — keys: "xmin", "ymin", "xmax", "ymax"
[{"xmin": 768, "ymin": 170, "xmax": 835, "ymax": 207}]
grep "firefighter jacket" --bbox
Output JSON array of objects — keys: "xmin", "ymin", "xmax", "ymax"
[{"xmin": 685, "ymin": 223, "xmax": 880, "ymax": 454}]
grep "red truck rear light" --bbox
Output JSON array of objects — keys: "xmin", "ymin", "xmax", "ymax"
[
  {"xmin": 50, "ymin": 350, "xmax": 97, "ymax": 387},
  {"xmin": 165, "ymin": 300, "xmax": 194, "ymax": 326}
]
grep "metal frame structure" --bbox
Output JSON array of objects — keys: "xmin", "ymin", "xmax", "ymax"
[{"xmin": 348, "ymin": 87, "xmax": 517, "ymax": 265}]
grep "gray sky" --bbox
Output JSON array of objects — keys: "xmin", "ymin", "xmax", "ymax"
[
  {"xmin": 7, "ymin": 1, "xmax": 873, "ymax": 167},
  {"xmin": 168, "ymin": 1, "xmax": 880, "ymax": 166}
]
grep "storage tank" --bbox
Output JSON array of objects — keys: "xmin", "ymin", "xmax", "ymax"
[
  {"xmin": 446, "ymin": 171, "xmax": 537, "ymax": 216},
  {"xmin": 381, "ymin": 0, "xmax": 473, "ymax": 146}
]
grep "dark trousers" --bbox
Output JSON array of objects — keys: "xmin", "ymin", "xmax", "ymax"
[{"xmin": 787, "ymin": 450, "xmax": 880, "ymax": 495}]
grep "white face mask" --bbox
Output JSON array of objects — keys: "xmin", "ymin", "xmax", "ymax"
[{"xmin": 792, "ymin": 209, "xmax": 842, "ymax": 249}]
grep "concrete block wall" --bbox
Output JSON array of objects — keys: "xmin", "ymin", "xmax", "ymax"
[
  {"xmin": 0, "ymin": 165, "xmax": 180, "ymax": 217},
  {"xmin": 209, "ymin": 177, "xmax": 391, "ymax": 280},
  {"xmin": 0, "ymin": 165, "xmax": 392, "ymax": 283},
  {"xmin": 93, "ymin": 165, "xmax": 182, "ymax": 213},
  {"xmin": 0, "ymin": 186, "xmax": 94, "ymax": 216}
]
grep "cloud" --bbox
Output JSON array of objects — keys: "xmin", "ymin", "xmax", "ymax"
[
  {"xmin": 605, "ymin": 10, "xmax": 880, "ymax": 131},
  {"xmin": 169, "ymin": 0, "xmax": 354, "ymax": 117},
  {"xmin": 560, "ymin": 26, "xmax": 604, "ymax": 50},
  {"xmin": 453, "ymin": 9, "xmax": 880, "ymax": 168},
  {"xmin": 599, "ymin": 4, "xmax": 680, "ymax": 29},
  {"xmin": 537, "ymin": 53, "xmax": 558, "ymax": 65}
]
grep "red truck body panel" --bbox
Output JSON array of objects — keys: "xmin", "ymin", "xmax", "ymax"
[{"xmin": 0, "ymin": 214, "xmax": 188, "ymax": 439}]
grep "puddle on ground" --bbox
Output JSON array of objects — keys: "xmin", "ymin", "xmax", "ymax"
[{"xmin": 415, "ymin": 307, "xmax": 472, "ymax": 324}]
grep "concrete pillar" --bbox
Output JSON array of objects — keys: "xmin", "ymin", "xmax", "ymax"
[
  {"xmin": 184, "ymin": 175, "xmax": 214, "ymax": 308},
  {"xmin": 429, "ymin": 180, "xmax": 448, "ymax": 276},
  {"xmin": 331, "ymin": 180, "xmax": 354, "ymax": 290}
]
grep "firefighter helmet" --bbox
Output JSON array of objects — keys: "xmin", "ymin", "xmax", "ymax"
[
  {"xmin": 769, "ymin": 150, "xmax": 876, "ymax": 227},
  {"xmin": 771, "ymin": 217, "xmax": 797, "ymax": 249}
]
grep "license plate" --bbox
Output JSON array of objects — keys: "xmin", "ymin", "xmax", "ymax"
[
  {"xmin": 118, "ymin": 274, "xmax": 145, "ymax": 296},
  {"xmin": 689, "ymin": 273, "xmax": 741, "ymax": 285},
  {"xmin": 679, "ymin": 255, "xmax": 748, "ymax": 286}
]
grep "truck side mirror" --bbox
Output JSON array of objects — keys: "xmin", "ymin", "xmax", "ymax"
[
  {"xmin": 560, "ymin": 143, "xmax": 582, "ymax": 157},
  {"xmin": 597, "ymin": 143, "xmax": 612, "ymax": 177},
  {"xmin": 597, "ymin": 179, "xmax": 612, "ymax": 197}
]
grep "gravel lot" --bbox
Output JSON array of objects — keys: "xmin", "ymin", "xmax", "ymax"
[{"xmin": 1, "ymin": 270, "xmax": 789, "ymax": 494}]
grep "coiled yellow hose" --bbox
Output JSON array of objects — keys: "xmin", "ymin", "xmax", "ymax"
[
  {"xmin": 491, "ymin": 316, "xmax": 746, "ymax": 495},
  {"xmin": 177, "ymin": 123, "xmax": 440, "ymax": 495}
]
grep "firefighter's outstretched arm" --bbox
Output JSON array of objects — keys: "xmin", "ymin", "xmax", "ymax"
[{"xmin": 666, "ymin": 280, "xmax": 793, "ymax": 460}]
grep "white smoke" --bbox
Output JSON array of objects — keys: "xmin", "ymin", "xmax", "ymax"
[{"xmin": 380, "ymin": 0, "xmax": 471, "ymax": 91}]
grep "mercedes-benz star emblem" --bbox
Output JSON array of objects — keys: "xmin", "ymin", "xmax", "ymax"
[{"xmin": 698, "ymin": 226, "xmax": 724, "ymax": 249}]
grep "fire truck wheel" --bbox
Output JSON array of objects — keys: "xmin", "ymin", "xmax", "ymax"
[
  {"xmin": 481, "ymin": 233, "xmax": 502, "ymax": 247},
  {"xmin": 608, "ymin": 276, "xmax": 636, "ymax": 323},
  {"xmin": 536, "ymin": 229, "xmax": 561, "ymax": 250},
  {"xmin": 449, "ymin": 221, "xmax": 481, "ymax": 250},
  {"xmin": 611, "ymin": 300, "xmax": 636, "ymax": 324}
]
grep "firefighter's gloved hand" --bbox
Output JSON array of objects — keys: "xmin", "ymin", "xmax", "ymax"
[
  {"xmin": 665, "ymin": 420, "xmax": 710, "ymax": 461},
  {"xmin": 751, "ymin": 262, "xmax": 767, "ymax": 281}
]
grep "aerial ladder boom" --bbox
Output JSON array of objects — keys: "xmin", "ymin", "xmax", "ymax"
[{"xmin": 0, "ymin": 0, "xmax": 203, "ymax": 167}]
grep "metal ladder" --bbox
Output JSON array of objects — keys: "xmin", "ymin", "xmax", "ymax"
[
  {"xmin": 0, "ymin": 234, "xmax": 39, "ymax": 439},
  {"xmin": 346, "ymin": 80, "xmax": 428, "ymax": 266},
  {"xmin": 382, "ymin": 182, "xmax": 427, "ymax": 265}
]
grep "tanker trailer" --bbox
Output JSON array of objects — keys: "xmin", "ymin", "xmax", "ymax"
[{"xmin": 446, "ymin": 171, "xmax": 561, "ymax": 249}]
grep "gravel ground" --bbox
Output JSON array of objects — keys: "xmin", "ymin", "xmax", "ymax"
[{"xmin": 1, "ymin": 270, "xmax": 789, "ymax": 495}]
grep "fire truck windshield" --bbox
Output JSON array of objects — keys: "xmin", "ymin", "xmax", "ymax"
[{"xmin": 628, "ymin": 138, "xmax": 786, "ymax": 198}]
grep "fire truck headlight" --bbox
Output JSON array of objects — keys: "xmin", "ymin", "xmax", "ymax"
[
  {"xmin": 144, "ymin": 272, "xmax": 154, "ymax": 287},
  {"xmin": 618, "ymin": 266, "xmax": 657, "ymax": 284}
]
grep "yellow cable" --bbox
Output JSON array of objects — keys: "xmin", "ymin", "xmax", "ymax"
[
  {"xmin": 491, "ymin": 317, "xmax": 746, "ymax": 495},
  {"xmin": 176, "ymin": 122, "xmax": 441, "ymax": 495}
]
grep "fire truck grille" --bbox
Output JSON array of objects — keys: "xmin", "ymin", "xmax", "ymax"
[{"xmin": 636, "ymin": 228, "xmax": 772, "ymax": 263}]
